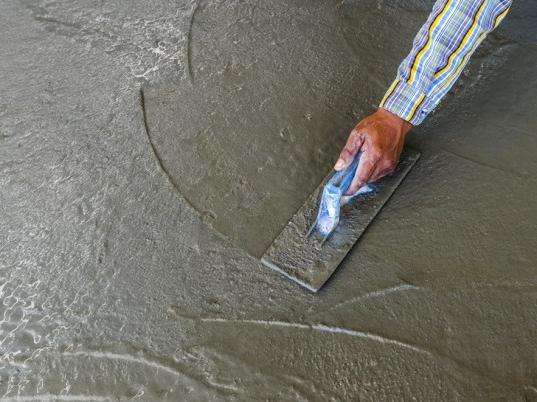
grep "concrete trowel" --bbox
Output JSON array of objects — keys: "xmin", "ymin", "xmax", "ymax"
[{"xmin": 261, "ymin": 147, "xmax": 420, "ymax": 292}]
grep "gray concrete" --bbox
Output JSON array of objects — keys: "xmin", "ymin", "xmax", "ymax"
[{"xmin": 1, "ymin": 0, "xmax": 536, "ymax": 400}]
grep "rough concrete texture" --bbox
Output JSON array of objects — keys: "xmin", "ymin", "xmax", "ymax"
[{"xmin": 1, "ymin": 0, "xmax": 536, "ymax": 400}]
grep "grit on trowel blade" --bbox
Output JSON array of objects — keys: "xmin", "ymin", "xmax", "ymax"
[{"xmin": 261, "ymin": 148, "xmax": 420, "ymax": 292}]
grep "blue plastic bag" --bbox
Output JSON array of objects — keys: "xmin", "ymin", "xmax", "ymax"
[{"xmin": 308, "ymin": 153, "xmax": 376, "ymax": 239}]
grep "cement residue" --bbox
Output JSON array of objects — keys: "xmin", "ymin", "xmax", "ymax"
[{"xmin": 1, "ymin": 0, "xmax": 537, "ymax": 400}]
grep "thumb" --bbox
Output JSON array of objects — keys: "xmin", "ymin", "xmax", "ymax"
[{"xmin": 334, "ymin": 128, "xmax": 364, "ymax": 171}]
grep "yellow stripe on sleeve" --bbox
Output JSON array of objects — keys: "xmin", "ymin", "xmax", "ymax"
[
  {"xmin": 435, "ymin": 31, "xmax": 488, "ymax": 97},
  {"xmin": 408, "ymin": 0, "xmax": 454, "ymax": 85},
  {"xmin": 405, "ymin": 93, "xmax": 426, "ymax": 122},
  {"xmin": 434, "ymin": 0, "xmax": 488, "ymax": 79},
  {"xmin": 379, "ymin": 79, "xmax": 400, "ymax": 107},
  {"xmin": 493, "ymin": 5, "xmax": 511, "ymax": 28}
]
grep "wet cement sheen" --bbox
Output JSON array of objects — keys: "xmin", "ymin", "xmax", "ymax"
[{"xmin": 1, "ymin": 0, "xmax": 537, "ymax": 400}]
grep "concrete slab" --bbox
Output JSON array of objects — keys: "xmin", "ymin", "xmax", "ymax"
[{"xmin": 1, "ymin": 0, "xmax": 537, "ymax": 399}]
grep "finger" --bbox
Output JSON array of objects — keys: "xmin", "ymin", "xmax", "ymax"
[
  {"xmin": 368, "ymin": 164, "xmax": 393, "ymax": 184},
  {"xmin": 346, "ymin": 155, "xmax": 376, "ymax": 195},
  {"xmin": 369, "ymin": 159, "xmax": 398, "ymax": 183},
  {"xmin": 334, "ymin": 128, "xmax": 364, "ymax": 171}
]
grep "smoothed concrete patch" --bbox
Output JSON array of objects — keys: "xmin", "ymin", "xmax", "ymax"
[{"xmin": 141, "ymin": 0, "xmax": 427, "ymax": 257}]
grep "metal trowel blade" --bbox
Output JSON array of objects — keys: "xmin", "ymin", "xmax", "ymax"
[{"xmin": 260, "ymin": 148, "xmax": 420, "ymax": 292}]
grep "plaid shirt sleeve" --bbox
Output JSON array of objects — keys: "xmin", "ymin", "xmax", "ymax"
[{"xmin": 379, "ymin": 0, "xmax": 512, "ymax": 125}]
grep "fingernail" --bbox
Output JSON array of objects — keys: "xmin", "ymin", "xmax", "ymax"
[{"xmin": 334, "ymin": 158, "xmax": 345, "ymax": 170}]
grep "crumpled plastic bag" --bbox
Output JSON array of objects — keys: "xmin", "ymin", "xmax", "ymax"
[{"xmin": 308, "ymin": 152, "xmax": 376, "ymax": 238}]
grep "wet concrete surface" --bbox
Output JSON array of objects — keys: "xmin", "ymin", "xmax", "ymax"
[
  {"xmin": 1, "ymin": 0, "xmax": 536, "ymax": 400},
  {"xmin": 141, "ymin": 0, "xmax": 428, "ymax": 258}
]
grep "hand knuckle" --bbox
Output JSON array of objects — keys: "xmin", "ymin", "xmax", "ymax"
[
  {"xmin": 384, "ymin": 160, "xmax": 396, "ymax": 171},
  {"xmin": 371, "ymin": 151, "xmax": 383, "ymax": 162}
]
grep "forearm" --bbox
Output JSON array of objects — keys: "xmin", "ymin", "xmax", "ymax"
[{"xmin": 379, "ymin": 0, "xmax": 512, "ymax": 125}]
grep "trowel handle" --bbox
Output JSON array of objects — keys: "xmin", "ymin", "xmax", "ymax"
[{"xmin": 328, "ymin": 152, "xmax": 362, "ymax": 194}]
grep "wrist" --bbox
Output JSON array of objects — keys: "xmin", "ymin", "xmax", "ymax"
[{"xmin": 378, "ymin": 107, "xmax": 413, "ymax": 137}]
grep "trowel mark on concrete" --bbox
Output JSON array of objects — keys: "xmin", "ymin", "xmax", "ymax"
[
  {"xmin": 61, "ymin": 349, "xmax": 241, "ymax": 394},
  {"xmin": 140, "ymin": 89, "xmax": 201, "ymax": 217},
  {"xmin": 1, "ymin": 396, "xmax": 113, "ymax": 402},
  {"xmin": 524, "ymin": 386, "xmax": 537, "ymax": 402},
  {"xmin": 62, "ymin": 350, "xmax": 188, "ymax": 379},
  {"xmin": 444, "ymin": 150, "xmax": 527, "ymax": 179},
  {"xmin": 186, "ymin": 0, "xmax": 200, "ymax": 80},
  {"xmin": 200, "ymin": 316, "xmax": 523, "ymax": 393},
  {"xmin": 200, "ymin": 317, "xmax": 430, "ymax": 355},
  {"xmin": 316, "ymin": 283, "xmax": 420, "ymax": 315}
]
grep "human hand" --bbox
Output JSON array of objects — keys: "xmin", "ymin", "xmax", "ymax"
[{"xmin": 334, "ymin": 108, "xmax": 412, "ymax": 195}]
